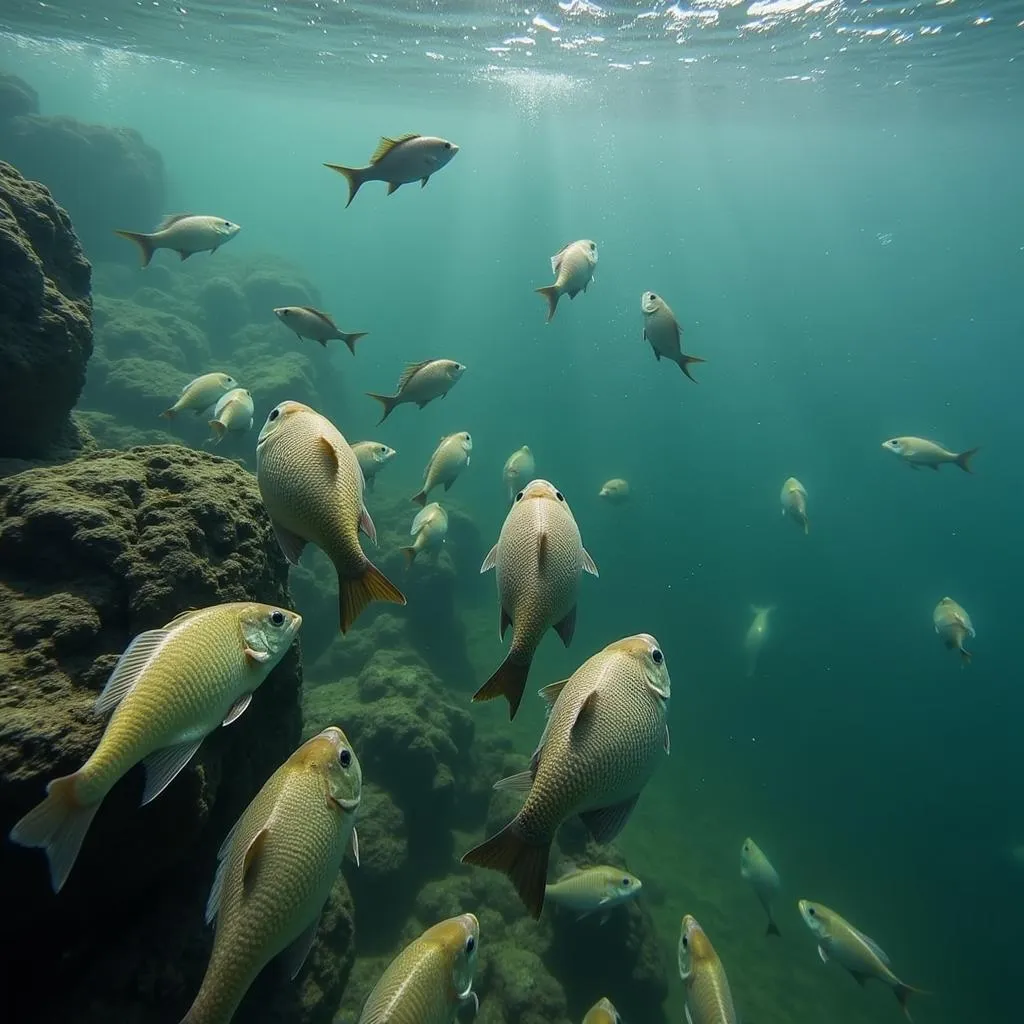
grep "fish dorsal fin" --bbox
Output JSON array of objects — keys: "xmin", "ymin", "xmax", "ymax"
[
  {"xmin": 370, "ymin": 133, "xmax": 420, "ymax": 163},
  {"xmin": 156, "ymin": 213, "xmax": 193, "ymax": 230},
  {"xmin": 167, "ymin": 608, "xmax": 202, "ymax": 625},
  {"xmin": 850, "ymin": 925, "xmax": 891, "ymax": 966},
  {"xmin": 300, "ymin": 306, "xmax": 337, "ymax": 330},
  {"xmin": 538, "ymin": 678, "xmax": 569, "ymax": 709},
  {"xmin": 398, "ymin": 359, "xmax": 432, "ymax": 391},
  {"xmin": 242, "ymin": 827, "xmax": 270, "ymax": 896},
  {"xmin": 318, "ymin": 434, "xmax": 340, "ymax": 472},
  {"xmin": 94, "ymin": 628, "xmax": 174, "ymax": 716},
  {"xmin": 570, "ymin": 690, "xmax": 598, "ymax": 738},
  {"xmin": 555, "ymin": 864, "xmax": 581, "ymax": 882},
  {"xmin": 205, "ymin": 822, "xmax": 239, "ymax": 925}
]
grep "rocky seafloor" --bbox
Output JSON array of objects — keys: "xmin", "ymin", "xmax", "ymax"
[{"xmin": 0, "ymin": 70, "xmax": 670, "ymax": 1024}]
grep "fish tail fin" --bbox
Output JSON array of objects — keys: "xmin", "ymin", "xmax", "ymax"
[
  {"xmin": 956, "ymin": 446, "xmax": 979, "ymax": 473},
  {"xmin": 960, "ymin": 645, "xmax": 973, "ymax": 666},
  {"xmin": 401, "ymin": 546, "xmax": 417, "ymax": 567},
  {"xmin": 472, "ymin": 651, "xmax": 532, "ymax": 720},
  {"xmin": 676, "ymin": 353, "xmax": 705, "ymax": 382},
  {"xmin": 208, "ymin": 420, "xmax": 226, "ymax": 444},
  {"xmin": 535, "ymin": 285, "xmax": 560, "ymax": 322},
  {"xmin": 766, "ymin": 917, "xmax": 781, "ymax": 938},
  {"xmin": 461, "ymin": 822, "xmax": 550, "ymax": 919},
  {"xmin": 159, "ymin": 407, "xmax": 177, "ymax": 420},
  {"xmin": 411, "ymin": 490, "xmax": 427, "ymax": 508},
  {"xmin": 336, "ymin": 559, "xmax": 406, "ymax": 633},
  {"xmin": 340, "ymin": 331, "xmax": 368, "ymax": 355},
  {"xmin": 894, "ymin": 981, "xmax": 926, "ymax": 1021},
  {"xmin": 114, "ymin": 229, "xmax": 156, "ymax": 267},
  {"xmin": 366, "ymin": 392, "xmax": 397, "ymax": 425},
  {"xmin": 803, "ymin": 518, "xmax": 809, "ymax": 536},
  {"xmin": 324, "ymin": 163, "xmax": 364, "ymax": 207},
  {"xmin": 9, "ymin": 774, "xmax": 99, "ymax": 893}
]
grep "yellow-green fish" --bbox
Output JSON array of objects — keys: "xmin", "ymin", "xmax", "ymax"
[
  {"xmin": 463, "ymin": 634, "xmax": 670, "ymax": 918},
  {"xmin": 798, "ymin": 900, "xmax": 925, "ymax": 1020},
  {"xmin": 598, "ymin": 479, "xmax": 630, "ymax": 504},
  {"xmin": 412, "ymin": 432, "xmax": 472, "ymax": 507},
  {"xmin": 9, "ymin": 602, "xmax": 302, "ymax": 893},
  {"xmin": 582, "ymin": 997, "xmax": 621, "ymax": 1024},
  {"xmin": 256, "ymin": 401, "xmax": 406, "ymax": 633},
  {"xmin": 933, "ymin": 596, "xmax": 975, "ymax": 665},
  {"xmin": 544, "ymin": 864, "xmax": 642, "ymax": 920},
  {"xmin": 208, "ymin": 388, "xmax": 254, "ymax": 444},
  {"xmin": 780, "ymin": 477, "xmax": 808, "ymax": 535},
  {"xmin": 678, "ymin": 915, "xmax": 739, "ymax": 1024},
  {"xmin": 740, "ymin": 837, "xmax": 781, "ymax": 937},
  {"xmin": 351, "ymin": 441, "xmax": 397, "ymax": 493},
  {"xmin": 503, "ymin": 445, "xmax": 536, "ymax": 503},
  {"xmin": 366, "ymin": 359, "xmax": 466, "ymax": 424},
  {"xmin": 273, "ymin": 306, "xmax": 368, "ymax": 354},
  {"xmin": 402, "ymin": 502, "xmax": 448, "ymax": 566},
  {"xmin": 536, "ymin": 239, "xmax": 598, "ymax": 322},
  {"xmin": 180, "ymin": 727, "xmax": 361, "ymax": 1024},
  {"xmin": 115, "ymin": 214, "xmax": 240, "ymax": 267},
  {"xmin": 162, "ymin": 372, "xmax": 238, "ymax": 420},
  {"xmin": 641, "ymin": 291, "xmax": 705, "ymax": 382},
  {"xmin": 474, "ymin": 479, "xmax": 599, "ymax": 720},
  {"xmin": 356, "ymin": 913, "xmax": 479, "ymax": 1024},
  {"xmin": 881, "ymin": 436, "xmax": 979, "ymax": 472}
]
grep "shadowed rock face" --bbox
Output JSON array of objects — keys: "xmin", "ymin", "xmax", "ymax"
[
  {"xmin": 0, "ymin": 161, "xmax": 92, "ymax": 461},
  {"xmin": 0, "ymin": 445, "xmax": 352, "ymax": 1024}
]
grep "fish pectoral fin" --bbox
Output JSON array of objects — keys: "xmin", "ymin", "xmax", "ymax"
[
  {"xmin": 459, "ymin": 990, "xmax": 479, "ymax": 1018},
  {"xmin": 578, "ymin": 793, "xmax": 640, "ymax": 844},
  {"xmin": 318, "ymin": 434, "xmax": 340, "ymax": 471},
  {"xmin": 270, "ymin": 519, "xmax": 308, "ymax": 565},
  {"xmin": 582, "ymin": 547, "xmax": 599, "ymax": 577},
  {"xmin": 553, "ymin": 605, "xmax": 577, "ymax": 647},
  {"xmin": 349, "ymin": 827, "xmax": 360, "ymax": 867},
  {"xmin": 443, "ymin": 479, "xmax": 455, "ymax": 491},
  {"xmin": 493, "ymin": 769, "xmax": 533, "ymax": 794},
  {"xmin": 569, "ymin": 689, "xmax": 598, "ymax": 737},
  {"xmin": 499, "ymin": 606, "xmax": 512, "ymax": 640},
  {"xmin": 141, "ymin": 739, "xmax": 203, "ymax": 806},
  {"xmin": 685, "ymin": 1006, "xmax": 694, "ymax": 1024},
  {"xmin": 222, "ymin": 692, "xmax": 254, "ymax": 725},
  {"xmin": 480, "ymin": 543, "xmax": 499, "ymax": 573},
  {"xmin": 359, "ymin": 506, "xmax": 378, "ymax": 546},
  {"xmin": 663, "ymin": 722, "xmax": 671, "ymax": 754},
  {"xmin": 818, "ymin": 944, "xmax": 829, "ymax": 964},
  {"xmin": 241, "ymin": 827, "xmax": 270, "ymax": 896},
  {"xmin": 94, "ymin": 627, "xmax": 174, "ymax": 715},
  {"xmin": 538, "ymin": 678, "xmax": 569, "ymax": 709},
  {"xmin": 283, "ymin": 910, "xmax": 322, "ymax": 981}
]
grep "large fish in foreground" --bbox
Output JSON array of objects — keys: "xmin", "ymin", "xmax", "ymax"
[
  {"xmin": 180, "ymin": 727, "xmax": 361, "ymax": 1024},
  {"xmin": 798, "ymin": 900, "xmax": 925, "ymax": 1020},
  {"xmin": 536, "ymin": 239, "xmax": 598, "ymax": 321},
  {"xmin": 256, "ymin": 401, "xmax": 405, "ymax": 632},
  {"xmin": 678, "ymin": 915, "xmax": 739, "ymax": 1024},
  {"xmin": 640, "ymin": 291, "xmax": 705, "ymax": 382},
  {"xmin": 474, "ymin": 479, "xmax": 598, "ymax": 720},
  {"xmin": 115, "ymin": 214, "xmax": 241, "ymax": 267},
  {"xmin": 9, "ymin": 603, "xmax": 302, "ymax": 893},
  {"xmin": 356, "ymin": 913, "xmax": 479, "ymax": 1024},
  {"xmin": 740, "ymin": 837, "xmax": 782, "ymax": 937},
  {"xmin": 462, "ymin": 634, "xmax": 670, "ymax": 918},
  {"xmin": 366, "ymin": 359, "xmax": 466, "ymax": 424}
]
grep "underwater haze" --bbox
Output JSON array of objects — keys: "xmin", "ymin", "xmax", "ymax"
[{"xmin": 1, "ymin": 2, "xmax": 1023, "ymax": 1023}]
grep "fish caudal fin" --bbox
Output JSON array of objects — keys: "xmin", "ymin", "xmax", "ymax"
[
  {"xmin": 366, "ymin": 392, "xmax": 398, "ymax": 425},
  {"xmin": 337, "ymin": 559, "xmax": 406, "ymax": 633},
  {"xmin": 401, "ymin": 546, "xmax": 417, "ymax": 567},
  {"xmin": 472, "ymin": 651, "xmax": 532, "ymax": 720},
  {"xmin": 536, "ymin": 285, "xmax": 560, "ymax": 322},
  {"xmin": 324, "ymin": 163, "xmax": 364, "ymax": 207},
  {"xmin": 411, "ymin": 490, "xmax": 428, "ymax": 508},
  {"xmin": 9, "ymin": 774, "xmax": 99, "ymax": 893},
  {"xmin": 955, "ymin": 446, "xmax": 979, "ymax": 473},
  {"xmin": 960, "ymin": 646, "xmax": 973, "ymax": 666},
  {"xmin": 676, "ymin": 354, "xmax": 706, "ymax": 382},
  {"xmin": 114, "ymin": 229, "xmax": 156, "ymax": 267},
  {"xmin": 340, "ymin": 331, "xmax": 368, "ymax": 356},
  {"xmin": 894, "ymin": 981, "xmax": 927, "ymax": 1021},
  {"xmin": 208, "ymin": 420, "xmax": 226, "ymax": 444},
  {"xmin": 461, "ymin": 822, "xmax": 550, "ymax": 919}
]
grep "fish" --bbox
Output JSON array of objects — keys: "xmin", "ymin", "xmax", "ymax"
[
  {"xmin": 678, "ymin": 915, "xmax": 739, "ymax": 1024},
  {"xmin": 743, "ymin": 605, "xmax": 774, "ymax": 679},
  {"xmin": 412, "ymin": 432, "xmax": 472, "ymax": 507},
  {"xmin": 356, "ymin": 913, "xmax": 479, "ymax": 1024},
  {"xmin": 473, "ymin": 479, "xmax": 599, "ymax": 720},
  {"xmin": 366, "ymin": 359, "xmax": 466, "ymax": 424},
  {"xmin": 503, "ymin": 445, "xmax": 536, "ymax": 503},
  {"xmin": 881, "ymin": 436, "xmax": 979, "ymax": 472},
  {"xmin": 325, "ymin": 134, "xmax": 460, "ymax": 207},
  {"xmin": 740, "ymin": 838, "xmax": 782, "ymax": 937},
  {"xmin": 255, "ymin": 401, "xmax": 406, "ymax": 632},
  {"xmin": 208, "ymin": 388, "xmax": 254, "ymax": 444},
  {"xmin": 180, "ymin": 727, "xmax": 361, "ymax": 1024},
  {"xmin": 933, "ymin": 596, "xmax": 975, "ymax": 665},
  {"xmin": 351, "ymin": 441, "xmax": 397, "ymax": 493},
  {"xmin": 798, "ymin": 900, "xmax": 925, "ymax": 1020},
  {"xmin": 162, "ymin": 372, "xmax": 238, "ymax": 420},
  {"xmin": 272, "ymin": 306, "xmax": 368, "ymax": 354},
  {"xmin": 536, "ymin": 239, "xmax": 598, "ymax": 322},
  {"xmin": 462, "ymin": 633, "xmax": 670, "ymax": 918},
  {"xmin": 582, "ymin": 998, "xmax": 621, "ymax": 1024},
  {"xmin": 9, "ymin": 602, "xmax": 302, "ymax": 894},
  {"xmin": 544, "ymin": 864, "xmax": 642, "ymax": 921},
  {"xmin": 780, "ymin": 477, "xmax": 809, "ymax": 535},
  {"xmin": 598, "ymin": 479, "xmax": 630, "ymax": 504},
  {"xmin": 402, "ymin": 502, "xmax": 449, "ymax": 566},
  {"xmin": 640, "ymin": 291, "xmax": 705, "ymax": 382},
  {"xmin": 114, "ymin": 214, "xmax": 241, "ymax": 267}
]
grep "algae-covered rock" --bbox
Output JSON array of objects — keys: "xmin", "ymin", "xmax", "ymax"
[
  {"xmin": 93, "ymin": 294, "xmax": 211, "ymax": 367},
  {"xmin": 199, "ymin": 275, "xmax": 250, "ymax": 337},
  {"xmin": 0, "ymin": 71, "xmax": 38, "ymax": 120},
  {"xmin": 0, "ymin": 160, "xmax": 92, "ymax": 460},
  {"xmin": 0, "ymin": 445, "xmax": 315, "ymax": 1023},
  {"xmin": 241, "ymin": 265, "xmax": 319, "ymax": 314}
]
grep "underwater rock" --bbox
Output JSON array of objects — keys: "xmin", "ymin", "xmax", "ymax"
[
  {"xmin": 0, "ymin": 70, "xmax": 38, "ymax": 120},
  {"xmin": 0, "ymin": 444, "xmax": 318, "ymax": 1023},
  {"xmin": 93, "ymin": 294, "xmax": 211, "ymax": 368},
  {"xmin": 241, "ymin": 264, "xmax": 319, "ymax": 315},
  {"xmin": 0, "ymin": 161, "xmax": 92, "ymax": 461},
  {"xmin": 199, "ymin": 275, "xmax": 251, "ymax": 337}
]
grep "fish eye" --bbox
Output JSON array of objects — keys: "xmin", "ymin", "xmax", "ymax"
[
  {"xmin": 652, "ymin": 648, "xmax": 664, "ymax": 665},
  {"xmin": 338, "ymin": 748, "xmax": 352, "ymax": 768},
  {"xmin": 515, "ymin": 491, "xmax": 524, "ymax": 502},
  {"xmin": 681, "ymin": 935, "xmax": 689, "ymax": 949},
  {"xmin": 222, "ymin": 220, "xmax": 231, "ymax": 226},
  {"xmin": 465, "ymin": 935, "xmax": 475, "ymax": 953},
  {"xmin": 589, "ymin": 242, "xmax": 596, "ymax": 250},
  {"xmin": 270, "ymin": 610, "xmax": 285, "ymax": 627},
  {"xmin": 650, "ymin": 293, "xmax": 657, "ymax": 300},
  {"xmin": 444, "ymin": 141, "xmax": 452, "ymax": 149},
  {"xmin": 555, "ymin": 491, "xmax": 564, "ymax": 501},
  {"xmin": 622, "ymin": 877, "xmax": 631, "ymax": 886},
  {"xmin": 807, "ymin": 906, "xmax": 816, "ymax": 916},
  {"xmin": 269, "ymin": 408, "xmax": 280, "ymax": 421}
]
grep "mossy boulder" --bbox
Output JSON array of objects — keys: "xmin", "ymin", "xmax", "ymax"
[{"xmin": 93, "ymin": 295, "xmax": 210, "ymax": 367}]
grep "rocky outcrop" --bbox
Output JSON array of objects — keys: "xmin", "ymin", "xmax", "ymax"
[
  {"xmin": 0, "ymin": 445, "xmax": 348, "ymax": 1023},
  {"xmin": 0, "ymin": 161, "xmax": 92, "ymax": 461}
]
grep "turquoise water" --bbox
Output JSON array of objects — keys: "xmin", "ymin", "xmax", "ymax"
[{"xmin": 2, "ymin": 2, "xmax": 1023, "ymax": 1022}]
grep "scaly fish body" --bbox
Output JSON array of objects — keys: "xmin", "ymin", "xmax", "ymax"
[
  {"xmin": 352, "ymin": 441, "xmax": 397, "ymax": 493},
  {"xmin": 208, "ymin": 388, "xmax": 254, "ymax": 443},
  {"xmin": 9, "ymin": 603, "xmax": 301, "ymax": 892},
  {"xmin": 366, "ymin": 359, "xmax": 466, "ymax": 424},
  {"xmin": 357, "ymin": 913, "xmax": 479, "ymax": 1024},
  {"xmin": 740, "ymin": 838, "xmax": 782, "ymax": 936},
  {"xmin": 582, "ymin": 998, "xmax": 620, "ymax": 1024},
  {"xmin": 678, "ymin": 915, "xmax": 738, "ymax": 1024},
  {"xmin": 115, "ymin": 214, "xmax": 241, "ymax": 267},
  {"xmin": 503, "ymin": 445, "xmax": 536, "ymax": 502},
  {"xmin": 162, "ymin": 372, "xmax": 238, "ymax": 420},
  {"xmin": 463, "ymin": 634, "xmax": 670, "ymax": 917},
  {"xmin": 474, "ymin": 479, "xmax": 598, "ymax": 719},
  {"xmin": 640, "ymin": 291, "xmax": 704, "ymax": 381},
  {"xmin": 881, "ymin": 436, "xmax": 978, "ymax": 472},
  {"xmin": 256, "ymin": 401, "xmax": 405, "ymax": 632},
  {"xmin": 403, "ymin": 502, "xmax": 449, "ymax": 565},
  {"xmin": 273, "ymin": 306, "xmax": 367, "ymax": 353},
  {"xmin": 181, "ymin": 727, "xmax": 361, "ymax": 1024},
  {"xmin": 536, "ymin": 239, "xmax": 598, "ymax": 321},
  {"xmin": 545, "ymin": 864, "xmax": 642, "ymax": 917},
  {"xmin": 599, "ymin": 479, "xmax": 630, "ymax": 504},
  {"xmin": 780, "ymin": 477, "xmax": 809, "ymax": 535},
  {"xmin": 412, "ymin": 432, "xmax": 472, "ymax": 506},
  {"xmin": 743, "ymin": 605, "xmax": 774, "ymax": 678},
  {"xmin": 933, "ymin": 596, "xmax": 975, "ymax": 664}
]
